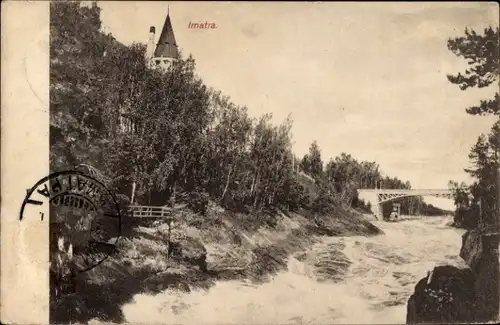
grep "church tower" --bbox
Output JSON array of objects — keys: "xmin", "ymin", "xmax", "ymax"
[{"xmin": 146, "ymin": 9, "xmax": 179, "ymax": 70}]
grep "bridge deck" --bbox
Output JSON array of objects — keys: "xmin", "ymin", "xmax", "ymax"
[
  {"xmin": 358, "ymin": 189, "xmax": 451, "ymax": 194},
  {"xmin": 357, "ymin": 188, "xmax": 453, "ymax": 213}
]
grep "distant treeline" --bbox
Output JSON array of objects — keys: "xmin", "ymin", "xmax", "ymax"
[{"xmin": 50, "ymin": 1, "xmax": 442, "ymax": 217}]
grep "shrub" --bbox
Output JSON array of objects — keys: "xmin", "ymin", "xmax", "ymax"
[
  {"xmin": 187, "ymin": 190, "xmax": 210, "ymax": 215},
  {"xmin": 311, "ymin": 189, "xmax": 336, "ymax": 215},
  {"xmin": 286, "ymin": 181, "xmax": 309, "ymax": 211}
]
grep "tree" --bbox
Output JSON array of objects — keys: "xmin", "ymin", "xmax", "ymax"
[
  {"xmin": 447, "ymin": 27, "xmax": 499, "ymax": 115},
  {"xmin": 299, "ymin": 154, "xmax": 311, "ymax": 174},
  {"xmin": 448, "ymin": 180, "xmax": 477, "ymax": 228},
  {"xmin": 447, "ymin": 26, "xmax": 499, "ymax": 230},
  {"xmin": 465, "ymin": 125, "xmax": 499, "ymax": 225},
  {"xmin": 447, "ymin": 123, "xmax": 499, "ymax": 228},
  {"xmin": 308, "ymin": 141, "xmax": 323, "ymax": 179}
]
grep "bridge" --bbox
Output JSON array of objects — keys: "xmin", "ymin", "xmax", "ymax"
[{"xmin": 357, "ymin": 188, "xmax": 453, "ymax": 217}]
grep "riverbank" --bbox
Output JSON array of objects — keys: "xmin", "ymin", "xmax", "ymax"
[
  {"xmin": 120, "ymin": 216, "xmax": 462, "ymax": 324},
  {"xmin": 51, "ymin": 202, "xmax": 382, "ymax": 324}
]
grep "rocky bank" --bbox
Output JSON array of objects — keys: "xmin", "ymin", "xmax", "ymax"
[
  {"xmin": 51, "ymin": 202, "xmax": 382, "ymax": 324},
  {"xmin": 407, "ymin": 224, "xmax": 499, "ymax": 324}
]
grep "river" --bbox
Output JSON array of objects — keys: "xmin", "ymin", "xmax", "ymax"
[{"xmin": 122, "ymin": 215, "xmax": 467, "ymax": 324}]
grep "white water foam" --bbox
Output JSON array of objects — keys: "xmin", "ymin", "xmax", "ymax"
[{"xmin": 122, "ymin": 216, "xmax": 466, "ymax": 324}]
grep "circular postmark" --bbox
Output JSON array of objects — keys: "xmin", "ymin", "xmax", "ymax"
[{"xmin": 20, "ymin": 170, "xmax": 122, "ymax": 273}]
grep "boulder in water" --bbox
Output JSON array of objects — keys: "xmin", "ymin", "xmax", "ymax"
[{"xmin": 406, "ymin": 265, "xmax": 477, "ymax": 324}]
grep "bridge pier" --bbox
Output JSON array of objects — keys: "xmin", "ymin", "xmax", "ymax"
[
  {"xmin": 370, "ymin": 189, "xmax": 382, "ymax": 218},
  {"xmin": 372, "ymin": 202, "xmax": 382, "ymax": 218}
]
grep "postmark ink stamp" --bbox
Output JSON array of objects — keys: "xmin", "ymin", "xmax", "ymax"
[{"xmin": 20, "ymin": 170, "xmax": 122, "ymax": 274}]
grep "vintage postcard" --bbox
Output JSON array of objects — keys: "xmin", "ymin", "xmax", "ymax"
[{"xmin": 1, "ymin": 1, "xmax": 499, "ymax": 324}]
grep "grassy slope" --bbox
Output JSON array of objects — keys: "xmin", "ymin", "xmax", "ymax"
[{"xmin": 52, "ymin": 176, "xmax": 382, "ymax": 324}]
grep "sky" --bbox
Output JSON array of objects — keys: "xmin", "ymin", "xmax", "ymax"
[{"xmin": 97, "ymin": 1, "xmax": 498, "ymax": 194}]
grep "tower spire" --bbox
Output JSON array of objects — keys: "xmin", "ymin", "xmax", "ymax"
[
  {"xmin": 153, "ymin": 10, "xmax": 179, "ymax": 59},
  {"xmin": 145, "ymin": 6, "xmax": 179, "ymax": 70}
]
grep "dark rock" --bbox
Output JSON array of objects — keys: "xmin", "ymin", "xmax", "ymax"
[
  {"xmin": 473, "ymin": 253, "xmax": 499, "ymax": 322},
  {"xmin": 408, "ymin": 226, "xmax": 500, "ymax": 324},
  {"xmin": 406, "ymin": 265, "xmax": 478, "ymax": 324},
  {"xmin": 460, "ymin": 230, "xmax": 484, "ymax": 271},
  {"xmin": 460, "ymin": 229, "xmax": 500, "ymax": 322}
]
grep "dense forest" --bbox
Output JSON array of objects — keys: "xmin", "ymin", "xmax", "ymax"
[
  {"xmin": 446, "ymin": 27, "xmax": 499, "ymax": 230},
  {"xmin": 50, "ymin": 1, "xmax": 445, "ymax": 219}
]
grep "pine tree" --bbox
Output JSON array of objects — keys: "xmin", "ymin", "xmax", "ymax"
[
  {"xmin": 447, "ymin": 27, "xmax": 499, "ymax": 115},
  {"xmin": 448, "ymin": 26, "xmax": 499, "ymax": 228}
]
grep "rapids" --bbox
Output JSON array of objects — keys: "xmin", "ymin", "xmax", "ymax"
[{"xmin": 122, "ymin": 216, "xmax": 467, "ymax": 324}]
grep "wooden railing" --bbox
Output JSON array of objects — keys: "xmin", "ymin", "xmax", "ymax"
[{"xmin": 128, "ymin": 204, "xmax": 187, "ymax": 218}]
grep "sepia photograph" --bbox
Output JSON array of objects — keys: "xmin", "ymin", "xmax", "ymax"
[{"xmin": 1, "ymin": 1, "xmax": 499, "ymax": 324}]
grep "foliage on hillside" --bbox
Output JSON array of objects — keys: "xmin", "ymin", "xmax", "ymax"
[
  {"xmin": 50, "ymin": 1, "xmax": 442, "ymax": 219},
  {"xmin": 51, "ymin": 1, "xmax": 306, "ymax": 214}
]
